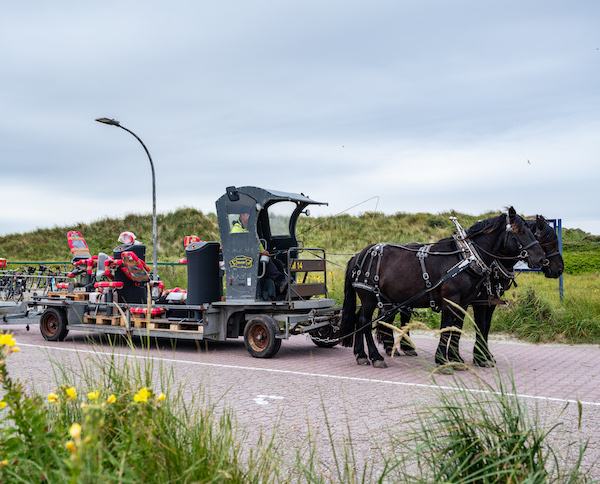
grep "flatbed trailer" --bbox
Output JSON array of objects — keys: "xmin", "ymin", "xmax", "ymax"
[{"xmin": 29, "ymin": 187, "xmax": 342, "ymax": 357}]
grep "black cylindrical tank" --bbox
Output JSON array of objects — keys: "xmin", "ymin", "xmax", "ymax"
[
  {"xmin": 186, "ymin": 241, "xmax": 221, "ymax": 305},
  {"xmin": 113, "ymin": 243, "xmax": 147, "ymax": 304}
]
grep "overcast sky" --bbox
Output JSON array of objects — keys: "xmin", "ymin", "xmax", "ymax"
[{"xmin": 1, "ymin": 1, "xmax": 598, "ymax": 238}]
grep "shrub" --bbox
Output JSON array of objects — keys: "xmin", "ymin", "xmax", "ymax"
[
  {"xmin": 0, "ymin": 333, "xmax": 272, "ymax": 483},
  {"xmin": 398, "ymin": 370, "xmax": 591, "ymax": 483}
]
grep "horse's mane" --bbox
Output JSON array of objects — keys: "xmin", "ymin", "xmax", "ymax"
[
  {"xmin": 466, "ymin": 213, "xmax": 516, "ymax": 238},
  {"xmin": 525, "ymin": 217, "xmax": 556, "ymax": 244}
]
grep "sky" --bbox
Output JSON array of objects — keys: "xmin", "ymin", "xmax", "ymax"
[{"xmin": 1, "ymin": 1, "xmax": 599, "ymax": 238}]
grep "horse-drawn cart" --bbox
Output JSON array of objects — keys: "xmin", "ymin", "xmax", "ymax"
[{"xmin": 29, "ymin": 186, "xmax": 341, "ymax": 358}]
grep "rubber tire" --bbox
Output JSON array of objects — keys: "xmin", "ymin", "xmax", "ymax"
[
  {"xmin": 40, "ymin": 307, "xmax": 69, "ymax": 341},
  {"xmin": 244, "ymin": 314, "xmax": 281, "ymax": 358},
  {"xmin": 309, "ymin": 325, "xmax": 340, "ymax": 348}
]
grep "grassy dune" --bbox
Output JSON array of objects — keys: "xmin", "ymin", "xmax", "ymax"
[{"xmin": 1, "ymin": 208, "xmax": 598, "ymax": 344}]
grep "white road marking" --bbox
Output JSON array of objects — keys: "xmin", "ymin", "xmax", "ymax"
[
  {"xmin": 17, "ymin": 343, "xmax": 600, "ymax": 407},
  {"xmin": 253, "ymin": 395, "xmax": 284, "ymax": 405}
]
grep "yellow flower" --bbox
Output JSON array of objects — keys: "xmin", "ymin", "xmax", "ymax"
[
  {"xmin": 102, "ymin": 394, "xmax": 116, "ymax": 407},
  {"xmin": 157, "ymin": 393, "xmax": 166, "ymax": 402},
  {"xmin": 133, "ymin": 387, "xmax": 151, "ymax": 403},
  {"xmin": 0, "ymin": 401, "xmax": 5, "ymax": 409},
  {"xmin": 80, "ymin": 403, "xmax": 89, "ymax": 409},
  {"xmin": 87, "ymin": 391, "xmax": 99, "ymax": 400},
  {"xmin": 0, "ymin": 333, "xmax": 16, "ymax": 347},
  {"xmin": 48, "ymin": 393, "xmax": 59, "ymax": 404},
  {"xmin": 69, "ymin": 423, "xmax": 82, "ymax": 440},
  {"xmin": 65, "ymin": 387, "xmax": 77, "ymax": 401},
  {"xmin": 0, "ymin": 459, "xmax": 8, "ymax": 467},
  {"xmin": 10, "ymin": 347, "xmax": 20, "ymax": 353},
  {"xmin": 65, "ymin": 441, "xmax": 76, "ymax": 453}
]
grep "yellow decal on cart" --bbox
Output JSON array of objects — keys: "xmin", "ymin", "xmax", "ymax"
[{"xmin": 229, "ymin": 255, "xmax": 254, "ymax": 269}]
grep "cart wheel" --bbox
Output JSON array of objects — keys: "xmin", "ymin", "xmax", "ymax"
[
  {"xmin": 244, "ymin": 315, "xmax": 281, "ymax": 358},
  {"xmin": 309, "ymin": 325, "xmax": 340, "ymax": 348},
  {"xmin": 40, "ymin": 308, "xmax": 69, "ymax": 341}
]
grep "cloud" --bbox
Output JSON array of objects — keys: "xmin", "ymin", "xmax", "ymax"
[{"xmin": 1, "ymin": 0, "xmax": 599, "ymax": 238}]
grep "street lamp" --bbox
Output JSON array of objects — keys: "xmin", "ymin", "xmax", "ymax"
[{"xmin": 95, "ymin": 118, "xmax": 158, "ymax": 281}]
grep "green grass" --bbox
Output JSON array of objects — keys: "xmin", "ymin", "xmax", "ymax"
[
  {"xmin": 3, "ymin": 208, "xmax": 597, "ymax": 274},
  {"xmin": 491, "ymin": 273, "xmax": 600, "ymax": 344},
  {"xmin": 0, "ymin": 334, "xmax": 278, "ymax": 483},
  {"xmin": 396, "ymin": 369, "xmax": 592, "ymax": 483},
  {"xmin": 1, "ymin": 209, "xmax": 599, "ymax": 342},
  {"xmin": 0, "ymin": 334, "xmax": 593, "ymax": 483}
]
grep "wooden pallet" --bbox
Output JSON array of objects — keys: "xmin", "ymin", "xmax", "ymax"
[
  {"xmin": 170, "ymin": 323, "xmax": 203, "ymax": 333},
  {"xmin": 48, "ymin": 292, "xmax": 89, "ymax": 301},
  {"xmin": 131, "ymin": 317, "xmax": 203, "ymax": 333},
  {"xmin": 83, "ymin": 315, "xmax": 122, "ymax": 326},
  {"xmin": 133, "ymin": 318, "xmax": 148, "ymax": 329}
]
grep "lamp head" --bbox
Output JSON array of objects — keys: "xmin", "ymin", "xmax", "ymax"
[{"xmin": 95, "ymin": 117, "xmax": 120, "ymax": 126}]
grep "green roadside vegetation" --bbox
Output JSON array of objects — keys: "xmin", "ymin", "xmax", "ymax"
[
  {"xmin": 0, "ymin": 333, "xmax": 593, "ymax": 483},
  {"xmin": 0, "ymin": 212, "xmax": 597, "ymax": 481},
  {"xmin": 1, "ymin": 208, "xmax": 598, "ymax": 344}
]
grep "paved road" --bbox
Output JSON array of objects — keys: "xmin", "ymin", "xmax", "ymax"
[{"xmin": 2, "ymin": 316, "xmax": 600, "ymax": 479}]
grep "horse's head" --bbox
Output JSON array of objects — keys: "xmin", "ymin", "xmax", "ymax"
[
  {"xmin": 502, "ymin": 207, "xmax": 548, "ymax": 269},
  {"xmin": 526, "ymin": 216, "xmax": 564, "ymax": 278},
  {"xmin": 467, "ymin": 207, "xmax": 547, "ymax": 268}
]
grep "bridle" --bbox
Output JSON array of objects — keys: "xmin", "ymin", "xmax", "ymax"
[
  {"xmin": 533, "ymin": 226, "xmax": 561, "ymax": 261},
  {"xmin": 478, "ymin": 214, "xmax": 542, "ymax": 262}
]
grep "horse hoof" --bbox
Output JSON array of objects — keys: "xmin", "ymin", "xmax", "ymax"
[
  {"xmin": 402, "ymin": 349, "xmax": 418, "ymax": 357},
  {"xmin": 373, "ymin": 360, "xmax": 388, "ymax": 369},
  {"xmin": 448, "ymin": 354, "xmax": 465, "ymax": 365},
  {"xmin": 357, "ymin": 358, "xmax": 371, "ymax": 366},
  {"xmin": 474, "ymin": 358, "xmax": 496, "ymax": 368},
  {"xmin": 385, "ymin": 348, "xmax": 401, "ymax": 357}
]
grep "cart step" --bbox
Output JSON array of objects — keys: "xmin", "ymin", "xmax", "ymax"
[{"xmin": 83, "ymin": 315, "xmax": 123, "ymax": 326}]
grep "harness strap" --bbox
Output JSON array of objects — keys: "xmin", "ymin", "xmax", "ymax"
[
  {"xmin": 352, "ymin": 243, "xmax": 388, "ymax": 309},
  {"xmin": 450, "ymin": 216, "xmax": 490, "ymax": 277},
  {"xmin": 368, "ymin": 257, "xmax": 473, "ymax": 324},
  {"xmin": 417, "ymin": 245, "xmax": 436, "ymax": 309}
]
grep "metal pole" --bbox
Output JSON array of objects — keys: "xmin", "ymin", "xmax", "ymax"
[
  {"xmin": 95, "ymin": 119, "xmax": 158, "ymax": 280},
  {"xmin": 558, "ymin": 218, "xmax": 563, "ymax": 301}
]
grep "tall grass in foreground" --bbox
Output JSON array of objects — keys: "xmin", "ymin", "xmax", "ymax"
[
  {"xmin": 0, "ymin": 333, "xmax": 277, "ymax": 483},
  {"xmin": 1, "ymin": 331, "xmax": 595, "ymax": 483},
  {"xmin": 395, "ymin": 369, "xmax": 592, "ymax": 483}
]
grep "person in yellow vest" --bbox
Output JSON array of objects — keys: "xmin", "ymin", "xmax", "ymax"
[{"xmin": 230, "ymin": 207, "xmax": 287, "ymax": 295}]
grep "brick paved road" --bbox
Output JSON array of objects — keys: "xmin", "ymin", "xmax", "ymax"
[{"xmin": 3, "ymin": 318, "xmax": 599, "ymax": 480}]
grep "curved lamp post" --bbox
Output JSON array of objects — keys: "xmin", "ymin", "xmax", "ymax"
[{"xmin": 95, "ymin": 118, "xmax": 157, "ymax": 280}]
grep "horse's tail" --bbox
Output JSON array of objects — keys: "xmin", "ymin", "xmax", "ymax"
[{"xmin": 339, "ymin": 257, "xmax": 357, "ymax": 348}]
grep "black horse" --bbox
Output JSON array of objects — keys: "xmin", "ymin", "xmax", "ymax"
[
  {"xmin": 377, "ymin": 216, "xmax": 564, "ymax": 367},
  {"xmin": 339, "ymin": 208, "xmax": 548, "ymax": 368},
  {"xmin": 469, "ymin": 216, "xmax": 564, "ymax": 366}
]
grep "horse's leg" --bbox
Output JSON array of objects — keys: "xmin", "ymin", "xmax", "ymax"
[
  {"xmin": 399, "ymin": 311, "xmax": 418, "ymax": 356},
  {"xmin": 447, "ymin": 324, "xmax": 465, "ymax": 364},
  {"xmin": 354, "ymin": 305, "xmax": 373, "ymax": 366},
  {"xmin": 364, "ymin": 320, "xmax": 387, "ymax": 368},
  {"xmin": 376, "ymin": 310, "xmax": 397, "ymax": 356},
  {"xmin": 435, "ymin": 307, "xmax": 451, "ymax": 365},
  {"xmin": 436, "ymin": 306, "xmax": 465, "ymax": 365},
  {"xmin": 473, "ymin": 305, "xmax": 496, "ymax": 367}
]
